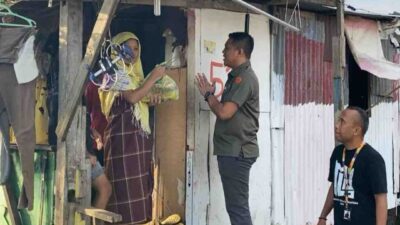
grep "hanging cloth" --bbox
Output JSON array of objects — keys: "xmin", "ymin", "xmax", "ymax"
[
  {"xmin": 10, "ymin": 78, "xmax": 49, "ymax": 145},
  {"xmin": 0, "ymin": 64, "xmax": 36, "ymax": 210},
  {"xmin": 0, "ymin": 27, "xmax": 35, "ymax": 64},
  {"xmin": 0, "ymin": 106, "xmax": 10, "ymax": 184},
  {"xmin": 13, "ymin": 35, "xmax": 39, "ymax": 83},
  {"xmin": 0, "ymin": 26, "xmax": 37, "ymax": 210}
]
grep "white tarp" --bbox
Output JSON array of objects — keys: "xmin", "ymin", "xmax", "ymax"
[{"xmin": 345, "ymin": 16, "xmax": 400, "ymax": 80}]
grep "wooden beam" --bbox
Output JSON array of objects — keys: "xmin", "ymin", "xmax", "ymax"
[
  {"xmin": 73, "ymin": 159, "xmax": 92, "ymax": 225},
  {"xmin": 268, "ymin": 0, "xmax": 335, "ymax": 6},
  {"xmin": 15, "ymin": 0, "xmax": 266, "ymax": 14},
  {"xmin": 77, "ymin": 207, "xmax": 122, "ymax": 223},
  {"xmin": 76, "ymin": 160, "xmax": 91, "ymax": 216},
  {"xmin": 186, "ymin": 9, "xmax": 197, "ymax": 153},
  {"xmin": 55, "ymin": 141, "xmax": 68, "ymax": 225},
  {"xmin": 55, "ymin": 0, "xmax": 83, "ymax": 224},
  {"xmin": 233, "ymin": 0, "xmax": 299, "ymax": 32},
  {"xmin": 337, "ymin": 0, "xmax": 346, "ymax": 110},
  {"xmin": 54, "ymin": 4, "xmax": 69, "ymax": 223},
  {"xmin": 9, "ymin": 144, "xmax": 55, "ymax": 152},
  {"xmin": 121, "ymin": 0, "xmax": 187, "ymax": 7},
  {"xmin": 185, "ymin": 9, "xmax": 197, "ymax": 225},
  {"xmin": 119, "ymin": 0, "xmax": 266, "ymax": 13},
  {"xmin": 55, "ymin": 0, "xmax": 120, "ymax": 140}
]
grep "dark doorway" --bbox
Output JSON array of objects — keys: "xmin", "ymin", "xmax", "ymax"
[{"xmin": 347, "ymin": 46, "xmax": 370, "ymax": 111}]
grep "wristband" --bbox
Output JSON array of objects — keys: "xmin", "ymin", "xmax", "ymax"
[
  {"xmin": 318, "ymin": 217, "xmax": 327, "ymax": 221},
  {"xmin": 204, "ymin": 91, "xmax": 213, "ymax": 102}
]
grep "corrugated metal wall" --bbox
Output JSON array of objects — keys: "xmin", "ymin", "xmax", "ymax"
[
  {"xmin": 284, "ymin": 105, "xmax": 335, "ymax": 224},
  {"xmin": 363, "ymin": 38, "xmax": 400, "ymax": 208},
  {"xmin": 390, "ymin": 40, "xmax": 400, "ymax": 194},
  {"xmin": 270, "ymin": 18, "xmax": 286, "ymax": 225},
  {"xmin": 365, "ymin": 100, "xmax": 398, "ymax": 208},
  {"xmin": 284, "ymin": 16, "xmax": 333, "ymax": 105},
  {"xmin": 272, "ymin": 9, "xmax": 335, "ymax": 225}
]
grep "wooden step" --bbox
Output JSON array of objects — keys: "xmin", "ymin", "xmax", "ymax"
[{"xmin": 77, "ymin": 207, "xmax": 122, "ymax": 223}]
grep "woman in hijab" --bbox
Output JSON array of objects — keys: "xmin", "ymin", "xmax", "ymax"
[{"xmin": 99, "ymin": 32, "xmax": 164, "ymax": 224}]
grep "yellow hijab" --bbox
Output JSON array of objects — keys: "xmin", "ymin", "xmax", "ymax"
[{"xmin": 99, "ymin": 32, "xmax": 151, "ymax": 135}]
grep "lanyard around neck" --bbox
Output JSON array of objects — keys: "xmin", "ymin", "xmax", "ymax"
[
  {"xmin": 341, "ymin": 142, "xmax": 365, "ymax": 209},
  {"xmin": 341, "ymin": 142, "xmax": 365, "ymax": 172}
]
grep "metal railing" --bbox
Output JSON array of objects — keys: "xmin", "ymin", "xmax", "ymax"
[{"xmin": 232, "ymin": 0, "xmax": 300, "ymax": 32}]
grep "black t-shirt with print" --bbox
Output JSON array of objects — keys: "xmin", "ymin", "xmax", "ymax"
[{"xmin": 328, "ymin": 143, "xmax": 387, "ymax": 225}]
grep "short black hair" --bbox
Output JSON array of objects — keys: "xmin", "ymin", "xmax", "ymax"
[
  {"xmin": 228, "ymin": 32, "xmax": 254, "ymax": 59},
  {"xmin": 347, "ymin": 106, "xmax": 369, "ymax": 136}
]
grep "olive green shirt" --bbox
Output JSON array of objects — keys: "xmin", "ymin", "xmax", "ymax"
[{"xmin": 213, "ymin": 61, "xmax": 260, "ymax": 158}]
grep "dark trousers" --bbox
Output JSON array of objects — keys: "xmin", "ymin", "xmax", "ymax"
[{"xmin": 217, "ymin": 154, "xmax": 256, "ymax": 225}]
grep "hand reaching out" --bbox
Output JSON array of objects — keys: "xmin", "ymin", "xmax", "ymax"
[
  {"xmin": 195, "ymin": 73, "xmax": 215, "ymax": 96},
  {"xmin": 150, "ymin": 65, "xmax": 166, "ymax": 81},
  {"xmin": 91, "ymin": 128, "xmax": 103, "ymax": 150}
]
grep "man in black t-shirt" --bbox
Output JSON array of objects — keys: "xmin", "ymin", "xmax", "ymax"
[{"xmin": 317, "ymin": 106, "xmax": 387, "ymax": 225}]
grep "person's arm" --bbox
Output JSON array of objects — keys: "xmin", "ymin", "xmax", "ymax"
[
  {"xmin": 206, "ymin": 95, "xmax": 238, "ymax": 120},
  {"xmin": 317, "ymin": 184, "xmax": 334, "ymax": 225},
  {"xmin": 90, "ymin": 127, "xmax": 103, "ymax": 150},
  {"xmin": 367, "ymin": 154, "xmax": 387, "ymax": 225},
  {"xmin": 122, "ymin": 65, "xmax": 165, "ymax": 104},
  {"xmin": 375, "ymin": 193, "xmax": 387, "ymax": 225},
  {"xmin": 196, "ymin": 73, "xmax": 240, "ymax": 120}
]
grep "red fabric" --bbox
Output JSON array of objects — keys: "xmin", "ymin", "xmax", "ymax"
[
  {"xmin": 85, "ymin": 82, "xmax": 108, "ymax": 149},
  {"xmin": 104, "ymin": 97, "xmax": 153, "ymax": 225}
]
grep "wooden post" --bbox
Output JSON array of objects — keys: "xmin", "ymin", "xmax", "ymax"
[
  {"xmin": 55, "ymin": 1, "xmax": 83, "ymax": 225},
  {"xmin": 185, "ymin": 9, "xmax": 198, "ymax": 225},
  {"xmin": 56, "ymin": 0, "xmax": 120, "ymax": 141},
  {"xmin": 337, "ymin": 0, "xmax": 346, "ymax": 110},
  {"xmin": 56, "ymin": 1, "xmax": 120, "ymax": 225},
  {"xmin": 74, "ymin": 159, "xmax": 92, "ymax": 224},
  {"xmin": 55, "ymin": 142, "xmax": 68, "ymax": 225}
]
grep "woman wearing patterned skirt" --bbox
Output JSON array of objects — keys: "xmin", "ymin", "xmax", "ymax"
[{"xmin": 99, "ymin": 32, "xmax": 165, "ymax": 224}]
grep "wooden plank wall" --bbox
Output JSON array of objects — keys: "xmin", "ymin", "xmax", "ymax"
[
  {"xmin": 155, "ymin": 68, "xmax": 187, "ymax": 219},
  {"xmin": 55, "ymin": 1, "xmax": 83, "ymax": 224},
  {"xmin": 55, "ymin": 1, "xmax": 119, "ymax": 224},
  {"xmin": 185, "ymin": 9, "xmax": 198, "ymax": 225}
]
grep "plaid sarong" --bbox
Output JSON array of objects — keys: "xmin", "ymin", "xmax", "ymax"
[{"xmin": 104, "ymin": 97, "xmax": 153, "ymax": 224}]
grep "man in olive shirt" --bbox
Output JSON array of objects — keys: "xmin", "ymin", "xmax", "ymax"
[{"xmin": 196, "ymin": 32, "xmax": 259, "ymax": 225}]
